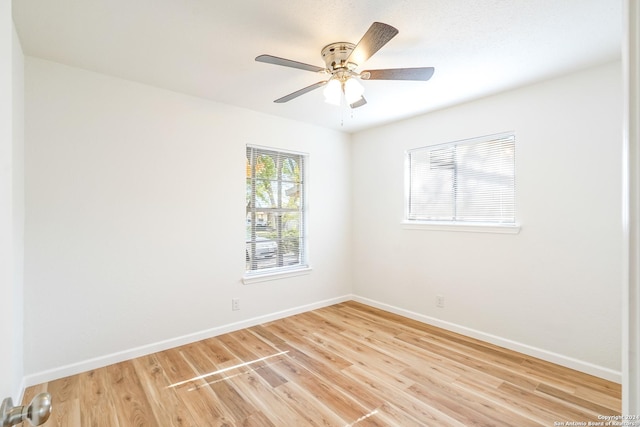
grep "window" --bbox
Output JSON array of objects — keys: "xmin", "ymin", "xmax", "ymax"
[
  {"xmin": 406, "ymin": 133, "xmax": 516, "ymax": 227},
  {"xmin": 245, "ymin": 146, "xmax": 307, "ymax": 275}
]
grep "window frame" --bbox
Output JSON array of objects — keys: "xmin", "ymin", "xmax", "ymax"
[
  {"xmin": 403, "ymin": 132, "xmax": 520, "ymax": 234},
  {"xmin": 243, "ymin": 145, "xmax": 310, "ymax": 283}
]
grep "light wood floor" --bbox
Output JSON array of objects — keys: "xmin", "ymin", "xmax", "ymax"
[{"xmin": 22, "ymin": 301, "xmax": 620, "ymax": 426}]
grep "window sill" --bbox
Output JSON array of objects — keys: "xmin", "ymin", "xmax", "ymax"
[
  {"xmin": 242, "ymin": 266, "xmax": 312, "ymax": 285},
  {"xmin": 402, "ymin": 221, "xmax": 521, "ymax": 234}
]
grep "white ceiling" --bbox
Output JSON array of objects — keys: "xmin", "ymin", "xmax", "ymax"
[{"xmin": 12, "ymin": 0, "xmax": 622, "ymax": 133}]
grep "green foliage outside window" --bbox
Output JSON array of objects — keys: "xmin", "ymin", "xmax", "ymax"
[{"xmin": 246, "ymin": 146, "xmax": 305, "ymax": 272}]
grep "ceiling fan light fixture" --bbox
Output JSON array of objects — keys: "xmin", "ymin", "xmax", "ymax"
[
  {"xmin": 323, "ymin": 79, "xmax": 342, "ymax": 105},
  {"xmin": 344, "ymin": 77, "xmax": 364, "ymax": 104},
  {"xmin": 256, "ymin": 23, "xmax": 433, "ymax": 109}
]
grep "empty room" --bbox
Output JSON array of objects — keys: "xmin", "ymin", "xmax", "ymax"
[{"xmin": 2, "ymin": 0, "xmax": 639, "ymax": 426}]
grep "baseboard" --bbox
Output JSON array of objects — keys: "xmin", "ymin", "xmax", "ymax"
[
  {"xmin": 352, "ymin": 295, "xmax": 622, "ymax": 383},
  {"xmin": 22, "ymin": 293, "xmax": 621, "ymax": 389},
  {"xmin": 22, "ymin": 294, "xmax": 352, "ymax": 388}
]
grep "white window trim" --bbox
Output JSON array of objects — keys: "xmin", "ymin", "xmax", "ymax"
[
  {"xmin": 404, "ymin": 131, "xmax": 517, "ymax": 229},
  {"xmin": 242, "ymin": 266, "xmax": 312, "ymax": 285},
  {"xmin": 244, "ymin": 145, "xmax": 309, "ymax": 282},
  {"xmin": 402, "ymin": 220, "xmax": 521, "ymax": 234}
]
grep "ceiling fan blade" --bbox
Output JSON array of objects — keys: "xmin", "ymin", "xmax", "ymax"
[
  {"xmin": 256, "ymin": 54, "xmax": 325, "ymax": 73},
  {"xmin": 362, "ymin": 67, "xmax": 435, "ymax": 81},
  {"xmin": 347, "ymin": 22, "xmax": 399, "ymax": 65},
  {"xmin": 274, "ymin": 81, "xmax": 327, "ymax": 103},
  {"xmin": 350, "ymin": 97, "xmax": 367, "ymax": 109}
]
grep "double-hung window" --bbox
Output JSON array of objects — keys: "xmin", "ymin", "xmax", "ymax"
[
  {"xmin": 405, "ymin": 132, "xmax": 516, "ymax": 229},
  {"xmin": 245, "ymin": 146, "xmax": 307, "ymax": 275}
]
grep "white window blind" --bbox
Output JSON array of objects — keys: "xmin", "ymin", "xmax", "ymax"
[
  {"xmin": 246, "ymin": 146, "xmax": 307, "ymax": 274},
  {"xmin": 406, "ymin": 133, "xmax": 515, "ymax": 224}
]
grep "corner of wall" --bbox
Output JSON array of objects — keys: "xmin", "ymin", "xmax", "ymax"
[
  {"xmin": 352, "ymin": 295, "xmax": 622, "ymax": 383},
  {"xmin": 11, "ymin": 17, "xmax": 25, "ymax": 402}
]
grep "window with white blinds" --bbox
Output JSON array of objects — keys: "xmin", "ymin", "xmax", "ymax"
[
  {"xmin": 245, "ymin": 146, "xmax": 307, "ymax": 275},
  {"xmin": 406, "ymin": 133, "xmax": 515, "ymax": 224}
]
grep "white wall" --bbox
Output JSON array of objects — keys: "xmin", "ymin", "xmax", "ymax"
[
  {"xmin": 11, "ymin": 21, "xmax": 25, "ymax": 400},
  {"xmin": 24, "ymin": 58, "xmax": 352, "ymax": 379},
  {"xmin": 0, "ymin": 0, "xmax": 25, "ymax": 400},
  {"xmin": 23, "ymin": 55, "xmax": 623, "ymax": 384},
  {"xmin": 351, "ymin": 62, "xmax": 623, "ymax": 379},
  {"xmin": 0, "ymin": 0, "xmax": 13, "ymax": 398}
]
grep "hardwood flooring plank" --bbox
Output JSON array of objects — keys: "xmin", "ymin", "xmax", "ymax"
[
  {"xmin": 239, "ymin": 410, "xmax": 276, "ymax": 427},
  {"xmin": 216, "ymin": 330, "xmax": 289, "ymax": 388},
  {"xmin": 397, "ymin": 330, "xmax": 541, "ymax": 391},
  {"xmin": 180, "ymin": 342, "xmax": 234, "ymax": 382},
  {"xmin": 357, "ymin": 331, "xmax": 464, "ymax": 383},
  {"xmin": 290, "ymin": 310, "xmax": 348, "ymax": 335},
  {"xmin": 79, "ymin": 369, "xmax": 121, "ymax": 427},
  {"xmin": 221, "ymin": 364, "xmax": 308, "ymax": 426},
  {"xmin": 415, "ymin": 328, "xmax": 528, "ymax": 373},
  {"xmin": 261, "ymin": 322, "xmax": 354, "ymax": 373},
  {"xmin": 200, "ymin": 337, "xmax": 240, "ymax": 367},
  {"xmin": 453, "ymin": 375, "xmax": 556, "ymax": 425},
  {"xmin": 404, "ymin": 366, "xmax": 544, "ymax": 426},
  {"xmin": 270, "ymin": 353, "xmax": 373, "ymax": 424},
  {"xmin": 106, "ymin": 360, "xmax": 158, "ymax": 427},
  {"xmin": 372, "ymin": 402, "xmax": 443, "ymax": 427},
  {"xmin": 171, "ymin": 384, "xmax": 235, "ymax": 427},
  {"xmin": 342, "ymin": 365, "xmax": 465, "ymax": 426},
  {"xmin": 273, "ymin": 381, "xmax": 348, "ymax": 426},
  {"xmin": 574, "ymin": 385, "xmax": 622, "ymax": 412},
  {"xmin": 131, "ymin": 354, "xmax": 198, "ymax": 426},
  {"xmin": 247, "ymin": 324, "xmax": 287, "ymax": 347},
  {"xmin": 334, "ymin": 301, "xmax": 438, "ymax": 335},
  {"xmin": 46, "ymin": 375, "xmax": 79, "ymax": 404},
  {"xmin": 320, "ymin": 328, "xmax": 411, "ymax": 374},
  {"xmin": 319, "ymin": 338, "xmax": 415, "ymax": 392},
  {"xmin": 153, "ymin": 346, "xmax": 201, "ymax": 388},
  {"xmin": 407, "ymin": 381, "xmax": 528, "ymax": 427},
  {"xmin": 280, "ymin": 344, "xmax": 384, "ymax": 410},
  {"xmin": 158, "ymin": 347, "xmax": 239, "ymax": 427},
  {"xmin": 178, "ymin": 344, "xmax": 256, "ymax": 423},
  {"xmin": 207, "ymin": 380, "xmax": 256, "ymax": 422},
  {"xmin": 229, "ymin": 328, "xmax": 278, "ymax": 359},
  {"xmin": 22, "ymin": 301, "xmax": 621, "ymax": 426},
  {"xmin": 496, "ymin": 381, "xmax": 603, "ymax": 423},
  {"xmin": 536, "ymin": 382, "xmax": 620, "ymax": 416},
  {"xmin": 522, "ymin": 357, "xmax": 622, "ymax": 398}
]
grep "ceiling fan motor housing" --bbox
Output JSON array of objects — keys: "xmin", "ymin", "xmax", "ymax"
[{"xmin": 321, "ymin": 42, "xmax": 357, "ymax": 73}]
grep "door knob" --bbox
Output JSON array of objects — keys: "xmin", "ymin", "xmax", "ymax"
[{"xmin": 0, "ymin": 392, "xmax": 52, "ymax": 426}]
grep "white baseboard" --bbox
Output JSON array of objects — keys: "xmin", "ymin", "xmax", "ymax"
[
  {"xmin": 22, "ymin": 294, "xmax": 352, "ymax": 388},
  {"xmin": 22, "ymin": 293, "xmax": 621, "ymax": 389},
  {"xmin": 352, "ymin": 295, "xmax": 622, "ymax": 383}
]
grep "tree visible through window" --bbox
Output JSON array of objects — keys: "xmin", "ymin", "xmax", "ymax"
[{"xmin": 246, "ymin": 146, "xmax": 306, "ymax": 273}]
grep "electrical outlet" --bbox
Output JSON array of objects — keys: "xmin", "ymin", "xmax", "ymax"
[
  {"xmin": 232, "ymin": 298, "xmax": 240, "ymax": 311},
  {"xmin": 436, "ymin": 294, "xmax": 445, "ymax": 308}
]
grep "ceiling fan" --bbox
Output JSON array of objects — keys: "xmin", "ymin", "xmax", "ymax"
[{"xmin": 255, "ymin": 22, "xmax": 435, "ymax": 109}]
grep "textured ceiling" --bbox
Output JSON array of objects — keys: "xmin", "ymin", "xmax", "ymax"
[{"xmin": 12, "ymin": 0, "xmax": 622, "ymax": 133}]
